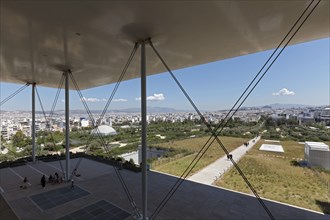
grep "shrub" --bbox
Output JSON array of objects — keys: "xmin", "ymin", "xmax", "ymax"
[
  {"xmin": 290, "ymin": 160, "xmax": 300, "ymax": 166},
  {"xmin": 0, "ymin": 152, "xmax": 141, "ymax": 173}
]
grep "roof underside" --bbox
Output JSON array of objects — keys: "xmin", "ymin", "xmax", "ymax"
[{"xmin": 1, "ymin": 0, "xmax": 329, "ymax": 90}]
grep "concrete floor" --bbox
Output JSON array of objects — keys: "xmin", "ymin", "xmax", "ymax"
[{"xmin": 0, "ymin": 158, "xmax": 329, "ymax": 220}]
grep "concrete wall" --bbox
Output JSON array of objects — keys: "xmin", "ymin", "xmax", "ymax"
[
  {"xmin": 138, "ymin": 146, "xmax": 167, "ymax": 164},
  {"xmin": 308, "ymin": 150, "xmax": 330, "ymax": 170}
]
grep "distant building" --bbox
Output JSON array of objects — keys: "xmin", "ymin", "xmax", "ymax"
[
  {"xmin": 271, "ymin": 113, "xmax": 289, "ymax": 120},
  {"xmin": 1, "ymin": 126, "xmax": 9, "ymax": 140},
  {"xmin": 304, "ymin": 142, "xmax": 330, "ymax": 170},
  {"xmin": 91, "ymin": 125, "xmax": 117, "ymax": 136},
  {"xmin": 242, "ymin": 114, "xmax": 261, "ymax": 123},
  {"xmin": 298, "ymin": 112, "xmax": 315, "ymax": 125},
  {"xmin": 73, "ymin": 119, "xmax": 80, "ymax": 127},
  {"xmin": 319, "ymin": 107, "xmax": 330, "ymax": 125},
  {"xmin": 80, "ymin": 119, "xmax": 89, "ymax": 128},
  {"xmin": 289, "ymin": 114, "xmax": 298, "ymax": 121}
]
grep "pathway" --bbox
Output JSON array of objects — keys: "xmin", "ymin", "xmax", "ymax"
[{"xmin": 188, "ymin": 136, "xmax": 260, "ymax": 185}]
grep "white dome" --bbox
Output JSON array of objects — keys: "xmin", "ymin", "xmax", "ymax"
[{"xmin": 91, "ymin": 125, "xmax": 117, "ymax": 136}]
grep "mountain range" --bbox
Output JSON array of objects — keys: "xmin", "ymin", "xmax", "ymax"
[
  {"xmin": 2, "ymin": 104, "xmax": 326, "ymax": 114},
  {"xmin": 258, "ymin": 103, "xmax": 313, "ymax": 109}
]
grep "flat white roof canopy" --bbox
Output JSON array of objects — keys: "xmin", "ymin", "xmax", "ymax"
[
  {"xmin": 1, "ymin": 1, "xmax": 329, "ymax": 89},
  {"xmin": 259, "ymin": 144, "xmax": 284, "ymax": 153},
  {"xmin": 305, "ymin": 142, "xmax": 329, "ymax": 151}
]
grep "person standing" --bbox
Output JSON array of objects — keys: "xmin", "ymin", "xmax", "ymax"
[
  {"xmin": 54, "ymin": 172, "xmax": 59, "ymax": 183},
  {"xmin": 41, "ymin": 175, "xmax": 46, "ymax": 189}
]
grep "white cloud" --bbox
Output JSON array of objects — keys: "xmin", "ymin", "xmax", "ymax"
[
  {"xmin": 113, "ymin": 98, "xmax": 128, "ymax": 102},
  {"xmin": 136, "ymin": 93, "xmax": 165, "ymax": 101},
  {"xmin": 80, "ymin": 97, "xmax": 128, "ymax": 102},
  {"xmin": 148, "ymin": 93, "xmax": 165, "ymax": 101},
  {"xmin": 80, "ymin": 97, "xmax": 105, "ymax": 102},
  {"xmin": 61, "ymin": 99, "xmax": 65, "ymax": 103},
  {"xmin": 272, "ymin": 88, "xmax": 295, "ymax": 96}
]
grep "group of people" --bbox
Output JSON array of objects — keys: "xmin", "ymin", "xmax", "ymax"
[
  {"xmin": 40, "ymin": 172, "xmax": 64, "ymax": 188},
  {"xmin": 47, "ymin": 172, "xmax": 64, "ymax": 184},
  {"xmin": 226, "ymin": 154, "xmax": 233, "ymax": 160},
  {"xmin": 20, "ymin": 169, "xmax": 81, "ymax": 189}
]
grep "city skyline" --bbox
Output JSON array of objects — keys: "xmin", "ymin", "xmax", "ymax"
[{"xmin": 1, "ymin": 38, "xmax": 329, "ymax": 112}]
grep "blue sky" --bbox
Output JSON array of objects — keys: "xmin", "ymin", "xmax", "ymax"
[{"xmin": 1, "ymin": 38, "xmax": 329, "ymax": 111}]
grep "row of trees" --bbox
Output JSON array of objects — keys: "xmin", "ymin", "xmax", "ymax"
[
  {"xmin": 2, "ymin": 116, "xmax": 328, "ymax": 161},
  {"xmin": 261, "ymin": 116, "xmax": 330, "ymax": 142}
]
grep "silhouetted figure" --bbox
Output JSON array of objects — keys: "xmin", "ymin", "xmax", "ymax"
[
  {"xmin": 20, "ymin": 177, "xmax": 29, "ymax": 189},
  {"xmin": 55, "ymin": 172, "xmax": 59, "ymax": 183},
  {"xmin": 41, "ymin": 175, "xmax": 46, "ymax": 188},
  {"xmin": 72, "ymin": 168, "xmax": 81, "ymax": 177},
  {"xmin": 59, "ymin": 176, "xmax": 64, "ymax": 183},
  {"xmin": 71, "ymin": 179, "xmax": 74, "ymax": 189},
  {"xmin": 48, "ymin": 175, "xmax": 53, "ymax": 183}
]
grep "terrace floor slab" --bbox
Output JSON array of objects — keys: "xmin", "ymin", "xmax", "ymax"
[{"xmin": 0, "ymin": 158, "xmax": 329, "ymax": 220}]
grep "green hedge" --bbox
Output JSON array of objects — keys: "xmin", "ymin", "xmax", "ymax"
[{"xmin": 0, "ymin": 152, "xmax": 141, "ymax": 172}]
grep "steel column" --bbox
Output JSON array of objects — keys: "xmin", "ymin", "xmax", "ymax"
[
  {"xmin": 32, "ymin": 83, "xmax": 36, "ymax": 163},
  {"xmin": 141, "ymin": 41, "xmax": 148, "ymax": 220},
  {"xmin": 65, "ymin": 71, "xmax": 70, "ymax": 181}
]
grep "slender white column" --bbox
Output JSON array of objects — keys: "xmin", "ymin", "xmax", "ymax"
[
  {"xmin": 65, "ymin": 71, "xmax": 70, "ymax": 181},
  {"xmin": 141, "ymin": 41, "xmax": 148, "ymax": 220},
  {"xmin": 32, "ymin": 83, "xmax": 36, "ymax": 163}
]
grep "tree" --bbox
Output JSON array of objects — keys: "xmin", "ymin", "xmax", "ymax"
[
  {"xmin": 265, "ymin": 117, "xmax": 276, "ymax": 127},
  {"xmin": 1, "ymin": 134, "xmax": 5, "ymax": 142},
  {"xmin": 12, "ymin": 131, "xmax": 27, "ymax": 148},
  {"xmin": 45, "ymin": 130, "xmax": 64, "ymax": 143}
]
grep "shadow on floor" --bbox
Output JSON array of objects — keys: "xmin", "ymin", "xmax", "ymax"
[
  {"xmin": 315, "ymin": 200, "xmax": 330, "ymax": 214},
  {"xmin": 0, "ymin": 193, "xmax": 18, "ymax": 220}
]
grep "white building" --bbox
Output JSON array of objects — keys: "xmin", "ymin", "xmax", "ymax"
[
  {"xmin": 80, "ymin": 119, "xmax": 89, "ymax": 128},
  {"xmin": 91, "ymin": 125, "xmax": 117, "ymax": 136},
  {"xmin": 320, "ymin": 107, "xmax": 330, "ymax": 125},
  {"xmin": 304, "ymin": 142, "xmax": 330, "ymax": 170},
  {"xmin": 1, "ymin": 126, "xmax": 9, "ymax": 140}
]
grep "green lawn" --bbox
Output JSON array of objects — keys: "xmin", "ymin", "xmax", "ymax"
[
  {"xmin": 152, "ymin": 136, "xmax": 249, "ymax": 177},
  {"xmin": 215, "ymin": 140, "xmax": 330, "ymax": 214}
]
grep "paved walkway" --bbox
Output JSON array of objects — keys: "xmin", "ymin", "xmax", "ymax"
[{"xmin": 188, "ymin": 136, "xmax": 260, "ymax": 185}]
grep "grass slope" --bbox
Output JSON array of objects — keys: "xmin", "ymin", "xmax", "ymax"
[
  {"xmin": 216, "ymin": 140, "xmax": 330, "ymax": 214},
  {"xmin": 152, "ymin": 136, "xmax": 249, "ymax": 177}
]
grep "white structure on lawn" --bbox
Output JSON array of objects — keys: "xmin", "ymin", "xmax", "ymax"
[
  {"xmin": 91, "ymin": 125, "xmax": 117, "ymax": 136},
  {"xmin": 259, "ymin": 144, "xmax": 284, "ymax": 153},
  {"xmin": 304, "ymin": 142, "xmax": 330, "ymax": 170}
]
